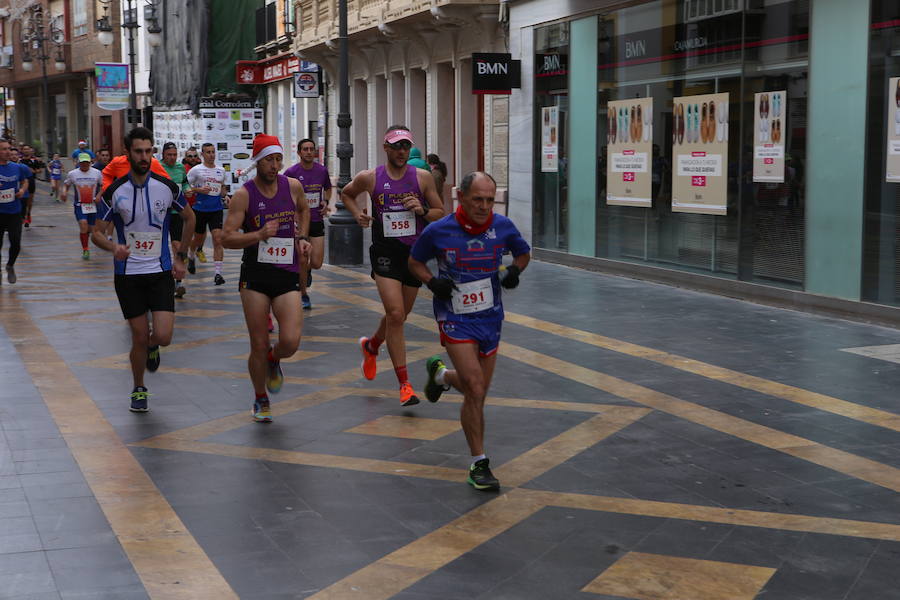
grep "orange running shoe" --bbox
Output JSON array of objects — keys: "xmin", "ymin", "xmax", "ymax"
[
  {"xmin": 359, "ymin": 336, "xmax": 378, "ymax": 380},
  {"xmin": 399, "ymin": 382, "xmax": 420, "ymax": 407}
]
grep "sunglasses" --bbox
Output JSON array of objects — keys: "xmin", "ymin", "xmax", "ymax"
[
  {"xmin": 386, "ymin": 140, "xmax": 412, "ymax": 151},
  {"xmin": 185, "ymin": 154, "xmax": 198, "ymax": 158}
]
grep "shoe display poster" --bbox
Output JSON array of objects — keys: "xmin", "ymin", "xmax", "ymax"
[
  {"xmin": 672, "ymin": 92, "xmax": 729, "ymax": 215},
  {"xmin": 606, "ymin": 97, "xmax": 653, "ymax": 207},
  {"xmin": 886, "ymin": 78, "xmax": 900, "ymax": 182},
  {"xmin": 541, "ymin": 106, "xmax": 558, "ymax": 173},
  {"xmin": 753, "ymin": 90, "xmax": 786, "ymax": 183}
]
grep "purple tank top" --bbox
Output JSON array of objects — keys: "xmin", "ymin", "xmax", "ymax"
[
  {"xmin": 284, "ymin": 162, "xmax": 331, "ymax": 223},
  {"xmin": 242, "ymin": 174, "xmax": 299, "ymax": 272},
  {"xmin": 372, "ymin": 164, "xmax": 425, "ymax": 246}
]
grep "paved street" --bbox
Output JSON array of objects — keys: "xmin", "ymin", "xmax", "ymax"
[{"xmin": 2, "ymin": 192, "xmax": 900, "ymax": 599}]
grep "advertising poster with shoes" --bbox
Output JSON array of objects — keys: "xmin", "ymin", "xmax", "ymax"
[
  {"xmin": 606, "ymin": 97, "xmax": 653, "ymax": 207},
  {"xmin": 671, "ymin": 92, "xmax": 729, "ymax": 215},
  {"xmin": 753, "ymin": 90, "xmax": 786, "ymax": 183},
  {"xmin": 886, "ymin": 77, "xmax": 900, "ymax": 182}
]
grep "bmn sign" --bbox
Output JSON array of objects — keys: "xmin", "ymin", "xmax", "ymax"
[{"xmin": 472, "ymin": 53, "xmax": 521, "ymax": 95}]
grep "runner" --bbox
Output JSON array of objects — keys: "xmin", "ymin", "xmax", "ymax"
[
  {"xmin": 284, "ymin": 138, "xmax": 331, "ymax": 310},
  {"xmin": 19, "ymin": 145, "xmax": 44, "ymax": 227},
  {"xmin": 221, "ymin": 134, "xmax": 311, "ymax": 423},
  {"xmin": 0, "ymin": 139, "xmax": 29, "ymax": 285},
  {"xmin": 161, "ymin": 142, "xmax": 192, "ymax": 298},
  {"xmin": 186, "ymin": 143, "xmax": 227, "ymax": 284},
  {"xmin": 91, "ymin": 127, "xmax": 195, "ymax": 413},
  {"xmin": 92, "ymin": 148, "xmax": 111, "ymax": 172},
  {"xmin": 409, "ymin": 171, "xmax": 531, "ymax": 491},
  {"xmin": 341, "ymin": 125, "xmax": 445, "ymax": 406},
  {"xmin": 48, "ymin": 153, "xmax": 63, "ymax": 200},
  {"xmin": 62, "ymin": 154, "xmax": 103, "ymax": 260}
]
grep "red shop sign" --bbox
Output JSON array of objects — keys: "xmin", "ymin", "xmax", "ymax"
[{"xmin": 236, "ymin": 55, "xmax": 300, "ymax": 85}]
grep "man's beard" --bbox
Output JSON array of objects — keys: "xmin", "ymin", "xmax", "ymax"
[{"xmin": 130, "ymin": 159, "xmax": 150, "ymax": 175}]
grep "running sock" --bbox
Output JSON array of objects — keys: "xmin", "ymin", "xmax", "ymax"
[
  {"xmin": 255, "ymin": 391, "xmax": 268, "ymax": 400},
  {"xmin": 175, "ymin": 279, "xmax": 182, "ymax": 285},
  {"xmin": 368, "ymin": 335, "xmax": 384, "ymax": 354},
  {"xmin": 394, "ymin": 365, "xmax": 409, "ymax": 385},
  {"xmin": 188, "ymin": 249, "xmax": 196, "ymax": 259},
  {"xmin": 133, "ymin": 386, "xmax": 147, "ymax": 393},
  {"xmin": 471, "ymin": 454, "xmax": 486, "ymax": 466},
  {"xmin": 434, "ymin": 365, "xmax": 447, "ymax": 386},
  {"xmin": 79, "ymin": 233, "xmax": 89, "ymax": 250},
  {"xmin": 214, "ymin": 261, "xmax": 222, "ymax": 275}
]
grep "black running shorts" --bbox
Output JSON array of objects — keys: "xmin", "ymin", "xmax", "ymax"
[
  {"xmin": 194, "ymin": 209, "xmax": 224, "ymax": 234},
  {"xmin": 239, "ymin": 264, "xmax": 300, "ymax": 299},
  {"xmin": 309, "ymin": 220, "xmax": 325, "ymax": 238},
  {"xmin": 369, "ymin": 242, "xmax": 422, "ymax": 288},
  {"xmin": 169, "ymin": 212, "xmax": 184, "ymax": 242},
  {"xmin": 114, "ymin": 271, "xmax": 175, "ymax": 320}
]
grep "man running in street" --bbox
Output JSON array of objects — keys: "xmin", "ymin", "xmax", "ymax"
[
  {"xmin": 19, "ymin": 145, "xmax": 43, "ymax": 227},
  {"xmin": 93, "ymin": 148, "xmax": 111, "ymax": 172},
  {"xmin": 284, "ymin": 138, "xmax": 331, "ymax": 310},
  {"xmin": 63, "ymin": 153, "xmax": 103, "ymax": 259},
  {"xmin": 409, "ymin": 171, "xmax": 531, "ymax": 491},
  {"xmin": 0, "ymin": 139, "xmax": 29, "ymax": 285},
  {"xmin": 91, "ymin": 127, "xmax": 195, "ymax": 413},
  {"xmin": 222, "ymin": 134, "xmax": 311, "ymax": 423},
  {"xmin": 48, "ymin": 153, "xmax": 63, "ymax": 200},
  {"xmin": 187, "ymin": 143, "xmax": 228, "ymax": 284},
  {"xmin": 71, "ymin": 140, "xmax": 96, "ymax": 165},
  {"xmin": 161, "ymin": 143, "xmax": 192, "ymax": 298},
  {"xmin": 341, "ymin": 125, "xmax": 445, "ymax": 406}
]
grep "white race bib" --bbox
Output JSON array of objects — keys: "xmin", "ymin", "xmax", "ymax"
[
  {"xmin": 258, "ymin": 237, "xmax": 294, "ymax": 264},
  {"xmin": 206, "ymin": 178, "xmax": 222, "ymax": 196},
  {"xmin": 382, "ymin": 210, "xmax": 415, "ymax": 238},
  {"xmin": 451, "ymin": 278, "xmax": 494, "ymax": 315},
  {"xmin": 0, "ymin": 188, "xmax": 14, "ymax": 204},
  {"xmin": 127, "ymin": 231, "xmax": 162, "ymax": 257},
  {"xmin": 80, "ymin": 202, "xmax": 97, "ymax": 214},
  {"xmin": 306, "ymin": 190, "xmax": 321, "ymax": 208}
]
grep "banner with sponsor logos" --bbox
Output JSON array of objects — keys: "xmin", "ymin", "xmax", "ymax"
[
  {"xmin": 753, "ymin": 90, "xmax": 786, "ymax": 183},
  {"xmin": 671, "ymin": 92, "xmax": 729, "ymax": 215},
  {"xmin": 540, "ymin": 106, "xmax": 558, "ymax": 172},
  {"xmin": 606, "ymin": 97, "xmax": 653, "ymax": 207},
  {"xmin": 887, "ymin": 78, "xmax": 900, "ymax": 182}
]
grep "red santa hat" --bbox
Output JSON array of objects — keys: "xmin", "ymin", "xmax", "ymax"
[{"xmin": 251, "ymin": 134, "xmax": 283, "ymax": 163}]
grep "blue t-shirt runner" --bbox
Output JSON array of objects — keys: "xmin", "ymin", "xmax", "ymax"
[
  {"xmin": 411, "ymin": 207, "xmax": 530, "ymax": 356},
  {"xmin": 0, "ymin": 161, "xmax": 27, "ymax": 215}
]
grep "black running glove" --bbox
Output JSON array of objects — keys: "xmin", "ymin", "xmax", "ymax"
[
  {"xmin": 427, "ymin": 277, "xmax": 457, "ymax": 300},
  {"xmin": 500, "ymin": 265, "xmax": 521, "ymax": 289}
]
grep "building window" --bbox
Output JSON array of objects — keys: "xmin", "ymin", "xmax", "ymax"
[
  {"xmin": 73, "ymin": 0, "xmax": 87, "ymax": 37},
  {"xmin": 257, "ymin": 1, "xmax": 278, "ymax": 46}
]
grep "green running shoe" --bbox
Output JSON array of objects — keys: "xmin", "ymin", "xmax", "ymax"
[
  {"xmin": 130, "ymin": 387, "xmax": 150, "ymax": 413},
  {"xmin": 467, "ymin": 458, "xmax": 500, "ymax": 491},
  {"xmin": 424, "ymin": 355, "xmax": 449, "ymax": 403}
]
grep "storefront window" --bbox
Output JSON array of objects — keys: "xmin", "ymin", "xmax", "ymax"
[
  {"xmin": 532, "ymin": 0, "xmax": 809, "ymax": 285},
  {"xmin": 864, "ymin": 2, "xmax": 900, "ymax": 306},
  {"xmin": 534, "ymin": 23, "xmax": 569, "ymax": 251}
]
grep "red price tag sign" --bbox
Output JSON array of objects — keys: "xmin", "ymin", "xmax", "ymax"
[
  {"xmin": 764, "ymin": 158, "xmax": 774, "ymax": 165},
  {"xmin": 691, "ymin": 176, "xmax": 707, "ymax": 187},
  {"xmin": 623, "ymin": 172, "xmax": 635, "ymax": 182}
]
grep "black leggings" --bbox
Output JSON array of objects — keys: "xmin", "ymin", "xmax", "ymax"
[{"xmin": 0, "ymin": 212, "xmax": 23, "ymax": 266}]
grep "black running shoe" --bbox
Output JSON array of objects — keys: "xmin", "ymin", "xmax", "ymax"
[
  {"xmin": 214, "ymin": 273, "xmax": 225, "ymax": 286},
  {"xmin": 146, "ymin": 345, "xmax": 160, "ymax": 372},
  {"xmin": 187, "ymin": 258, "xmax": 196, "ymax": 274},
  {"xmin": 130, "ymin": 387, "xmax": 150, "ymax": 412},
  {"xmin": 5, "ymin": 266, "xmax": 15, "ymax": 284},
  {"xmin": 174, "ymin": 284, "xmax": 186, "ymax": 298},
  {"xmin": 467, "ymin": 458, "xmax": 500, "ymax": 491},
  {"xmin": 424, "ymin": 355, "xmax": 449, "ymax": 403},
  {"xmin": 301, "ymin": 294, "xmax": 311, "ymax": 310}
]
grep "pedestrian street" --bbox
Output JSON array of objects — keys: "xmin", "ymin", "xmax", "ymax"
[{"xmin": 3, "ymin": 197, "xmax": 900, "ymax": 599}]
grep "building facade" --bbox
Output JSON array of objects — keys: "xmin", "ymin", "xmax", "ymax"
[
  {"xmin": 0, "ymin": 0, "xmax": 124, "ymax": 159},
  {"xmin": 508, "ymin": 0, "xmax": 900, "ymax": 317},
  {"xmin": 293, "ymin": 0, "xmax": 509, "ymax": 208}
]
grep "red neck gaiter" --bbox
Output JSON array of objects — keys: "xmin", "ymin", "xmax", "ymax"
[{"xmin": 455, "ymin": 205, "xmax": 493, "ymax": 236}]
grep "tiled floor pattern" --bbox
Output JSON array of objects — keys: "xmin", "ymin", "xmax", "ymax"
[{"xmin": 2, "ymin": 197, "xmax": 900, "ymax": 598}]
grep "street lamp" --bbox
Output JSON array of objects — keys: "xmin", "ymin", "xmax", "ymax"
[
  {"xmin": 18, "ymin": 4, "xmax": 65, "ymax": 157},
  {"xmin": 97, "ymin": 0, "xmax": 163, "ymax": 125}
]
